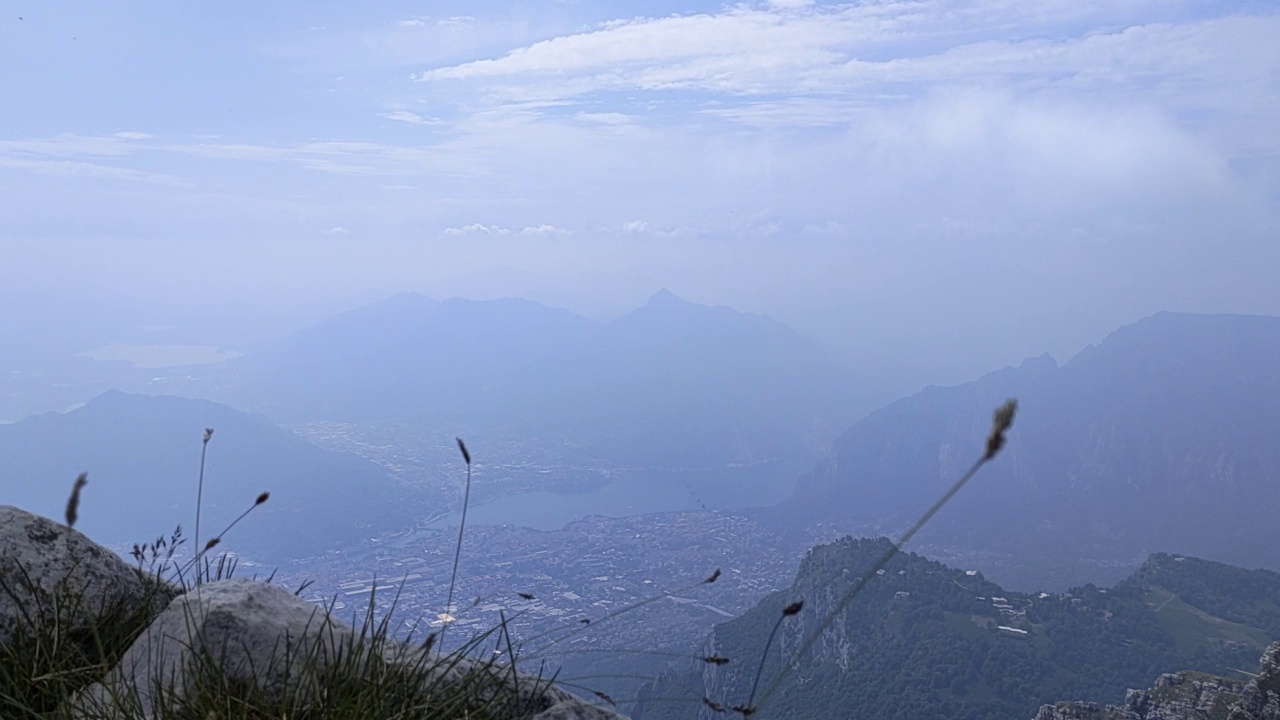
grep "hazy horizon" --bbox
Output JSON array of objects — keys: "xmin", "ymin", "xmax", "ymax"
[
  {"xmin": 7, "ymin": 282, "xmax": 1274, "ymax": 427},
  {"xmin": 3, "ymin": 1, "xmax": 1278, "ymax": 393}
]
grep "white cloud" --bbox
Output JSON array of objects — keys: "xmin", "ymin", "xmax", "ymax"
[
  {"xmin": 358, "ymin": 13, "xmax": 522, "ymax": 69},
  {"xmin": 416, "ymin": 7, "xmax": 842, "ymax": 84},
  {"xmin": 1, "ymin": 4, "xmax": 1273, "ymax": 279},
  {"xmin": 575, "ymin": 112, "xmax": 635, "ymax": 125},
  {"xmin": 801, "ymin": 221, "xmax": 849, "ymax": 236},
  {"xmin": 168, "ymin": 138, "xmax": 484, "ymax": 178},
  {"xmin": 114, "ymin": 131, "xmax": 154, "ymax": 140},
  {"xmin": 519, "ymin": 224, "xmax": 570, "ymax": 236},
  {"xmin": 0, "ymin": 156, "xmax": 188, "ymax": 186},
  {"xmin": 443, "ymin": 223, "xmax": 511, "ymax": 236},
  {"xmin": 323, "ymin": 226, "xmax": 350, "ymax": 235},
  {"xmin": 436, "ymin": 16, "xmax": 474, "ymax": 29},
  {"xmin": 412, "ymin": 2, "xmax": 1279, "ymax": 157},
  {"xmin": 379, "ymin": 110, "xmax": 442, "ymax": 126},
  {"xmin": 1, "ymin": 133, "xmax": 144, "ymax": 158}
]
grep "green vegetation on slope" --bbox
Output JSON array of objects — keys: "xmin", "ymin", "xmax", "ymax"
[
  {"xmin": 1121, "ymin": 553, "xmax": 1280, "ymax": 638},
  {"xmin": 633, "ymin": 538, "xmax": 1280, "ymax": 720}
]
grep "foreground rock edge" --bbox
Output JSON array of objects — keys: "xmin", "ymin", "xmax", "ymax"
[
  {"xmin": 1033, "ymin": 642, "xmax": 1280, "ymax": 720},
  {"xmin": 0, "ymin": 505, "xmax": 625, "ymax": 720}
]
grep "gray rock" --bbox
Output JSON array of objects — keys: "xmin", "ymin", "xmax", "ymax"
[
  {"xmin": 1258, "ymin": 642, "xmax": 1280, "ymax": 701},
  {"xmin": 73, "ymin": 578, "xmax": 627, "ymax": 719},
  {"xmin": 0, "ymin": 505, "xmax": 176, "ymax": 650},
  {"xmin": 1033, "ymin": 642, "xmax": 1280, "ymax": 720},
  {"xmin": 1122, "ymin": 688, "xmax": 1150, "ymax": 716},
  {"xmin": 1229, "ymin": 642, "xmax": 1280, "ymax": 720},
  {"xmin": 383, "ymin": 644, "xmax": 583, "ymax": 716},
  {"xmin": 71, "ymin": 578, "xmax": 349, "ymax": 718}
]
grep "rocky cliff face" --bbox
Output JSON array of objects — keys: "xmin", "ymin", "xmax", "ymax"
[
  {"xmin": 1034, "ymin": 643, "xmax": 1280, "ymax": 720},
  {"xmin": 777, "ymin": 311, "xmax": 1280, "ymax": 588}
]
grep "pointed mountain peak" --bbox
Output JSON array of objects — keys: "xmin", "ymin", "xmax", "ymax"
[
  {"xmin": 90, "ymin": 388, "xmax": 130, "ymax": 403},
  {"xmin": 644, "ymin": 288, "xmax": 693, "ymax": 308}
]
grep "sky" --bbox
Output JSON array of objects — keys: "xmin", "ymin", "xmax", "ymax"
[{"xmin": 1, "ymin": 1, "xmax": 1278, "ymax": 388}]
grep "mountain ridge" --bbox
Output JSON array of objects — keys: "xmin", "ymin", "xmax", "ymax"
[
  {"xmin": 230, "ymin": 290, "xmax": 863, "ymax": 466},
  {"xmin": 773, "ymin": 310, "xmax": 1280, "ymax": 588},
  {"xmin": 0, "ymin": 390, "xmax": 411, "ymax": 564},
  {"xmin": 633, "ymin": 538, "xmax": 1280, "ymax": 720}
]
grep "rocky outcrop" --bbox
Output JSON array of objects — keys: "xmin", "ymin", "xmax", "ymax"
[
  {"xmin": 1231, "ymin": 643, "xmax": 1280, "ymax": 720},
  {"xmin": 0, "ymin": 505, "xmax": 178, "ymax": 649},
  {"xmin": 1033, "ymin": 643, "xmax": 1280, "ymax": 720},
  {"xmin": 71, "ymin": 578, "xmax": 349, "ymax": 717},
  {"xmin": 0, "ymin": 505, "xmax": 625, "ymax": 720},
  {"xmin": 70, "ymin": 578, "xmax": 620, "ymax": 720}
]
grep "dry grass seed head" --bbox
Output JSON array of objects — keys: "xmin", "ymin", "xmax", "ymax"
[
  {"xmin": 984, "ymin": 398, "xmax": 1018, "ymax": 460},
  {"xmin": 64, "ymin": 473, "xmax": 88, "ymax": 528}
]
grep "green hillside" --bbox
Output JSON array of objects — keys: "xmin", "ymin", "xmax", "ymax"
[{"xmin": 633, "ymin": 539, "xmax": 1280, "ymax": 720}]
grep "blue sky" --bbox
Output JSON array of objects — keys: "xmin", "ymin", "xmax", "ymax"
[{"xmin": 2, "ymin": 1, "xmax": 1278, "ymax": 384}]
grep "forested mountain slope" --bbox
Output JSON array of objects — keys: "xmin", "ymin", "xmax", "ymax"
[{"xmin": 633, "ymin": 539, "xmax": 1280, "ymax": 720}]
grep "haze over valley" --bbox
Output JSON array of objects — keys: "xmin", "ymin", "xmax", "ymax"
[
  {"xmin": 3, "ymin": 2, "xmax": 1279, "ymax": 718},
  {"xmin": 6, "ymin": 291, "xmax": 1280, "ymax": 716}
]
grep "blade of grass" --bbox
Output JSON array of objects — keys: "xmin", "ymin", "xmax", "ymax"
[
  {"xmin": 741, "ymin": 399, "xmax": 1017, "ymax": 716},
  {"xmin": 441, "ymin": 437, "xmax": 473, "ymax": 648}
]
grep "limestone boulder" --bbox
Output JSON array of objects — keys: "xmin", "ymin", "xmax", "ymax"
[
  {"xmin": 73, "ymin": 578, "xmax": 627, "ymax": 719},
  {"xmin": 0, "ymin": 505, "xmax": 177, "ymax": 651},
  {"xmin": 71, "ymin": 578, "xmax": 348, "ymax": 718}
]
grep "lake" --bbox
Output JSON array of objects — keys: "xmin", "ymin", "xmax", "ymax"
[{"xmin": 426, "ymin": 460, "xmax": 805, "ymax": 531}]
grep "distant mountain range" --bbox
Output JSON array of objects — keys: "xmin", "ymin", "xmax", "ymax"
[
  {"xmin": 228, "ymin": 290, "xmax": 864, "ymax": 466},
  {"xmin": 771, "ymin": 311, "xmax": 1280, "ymax": 588},
  {"xmin": 633, "ymin": 538, "xmax": 1280, "ymax": 720},
  {"xmin": 0, "ymin": 390, "xmax": 411, "ymax": 564}
]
